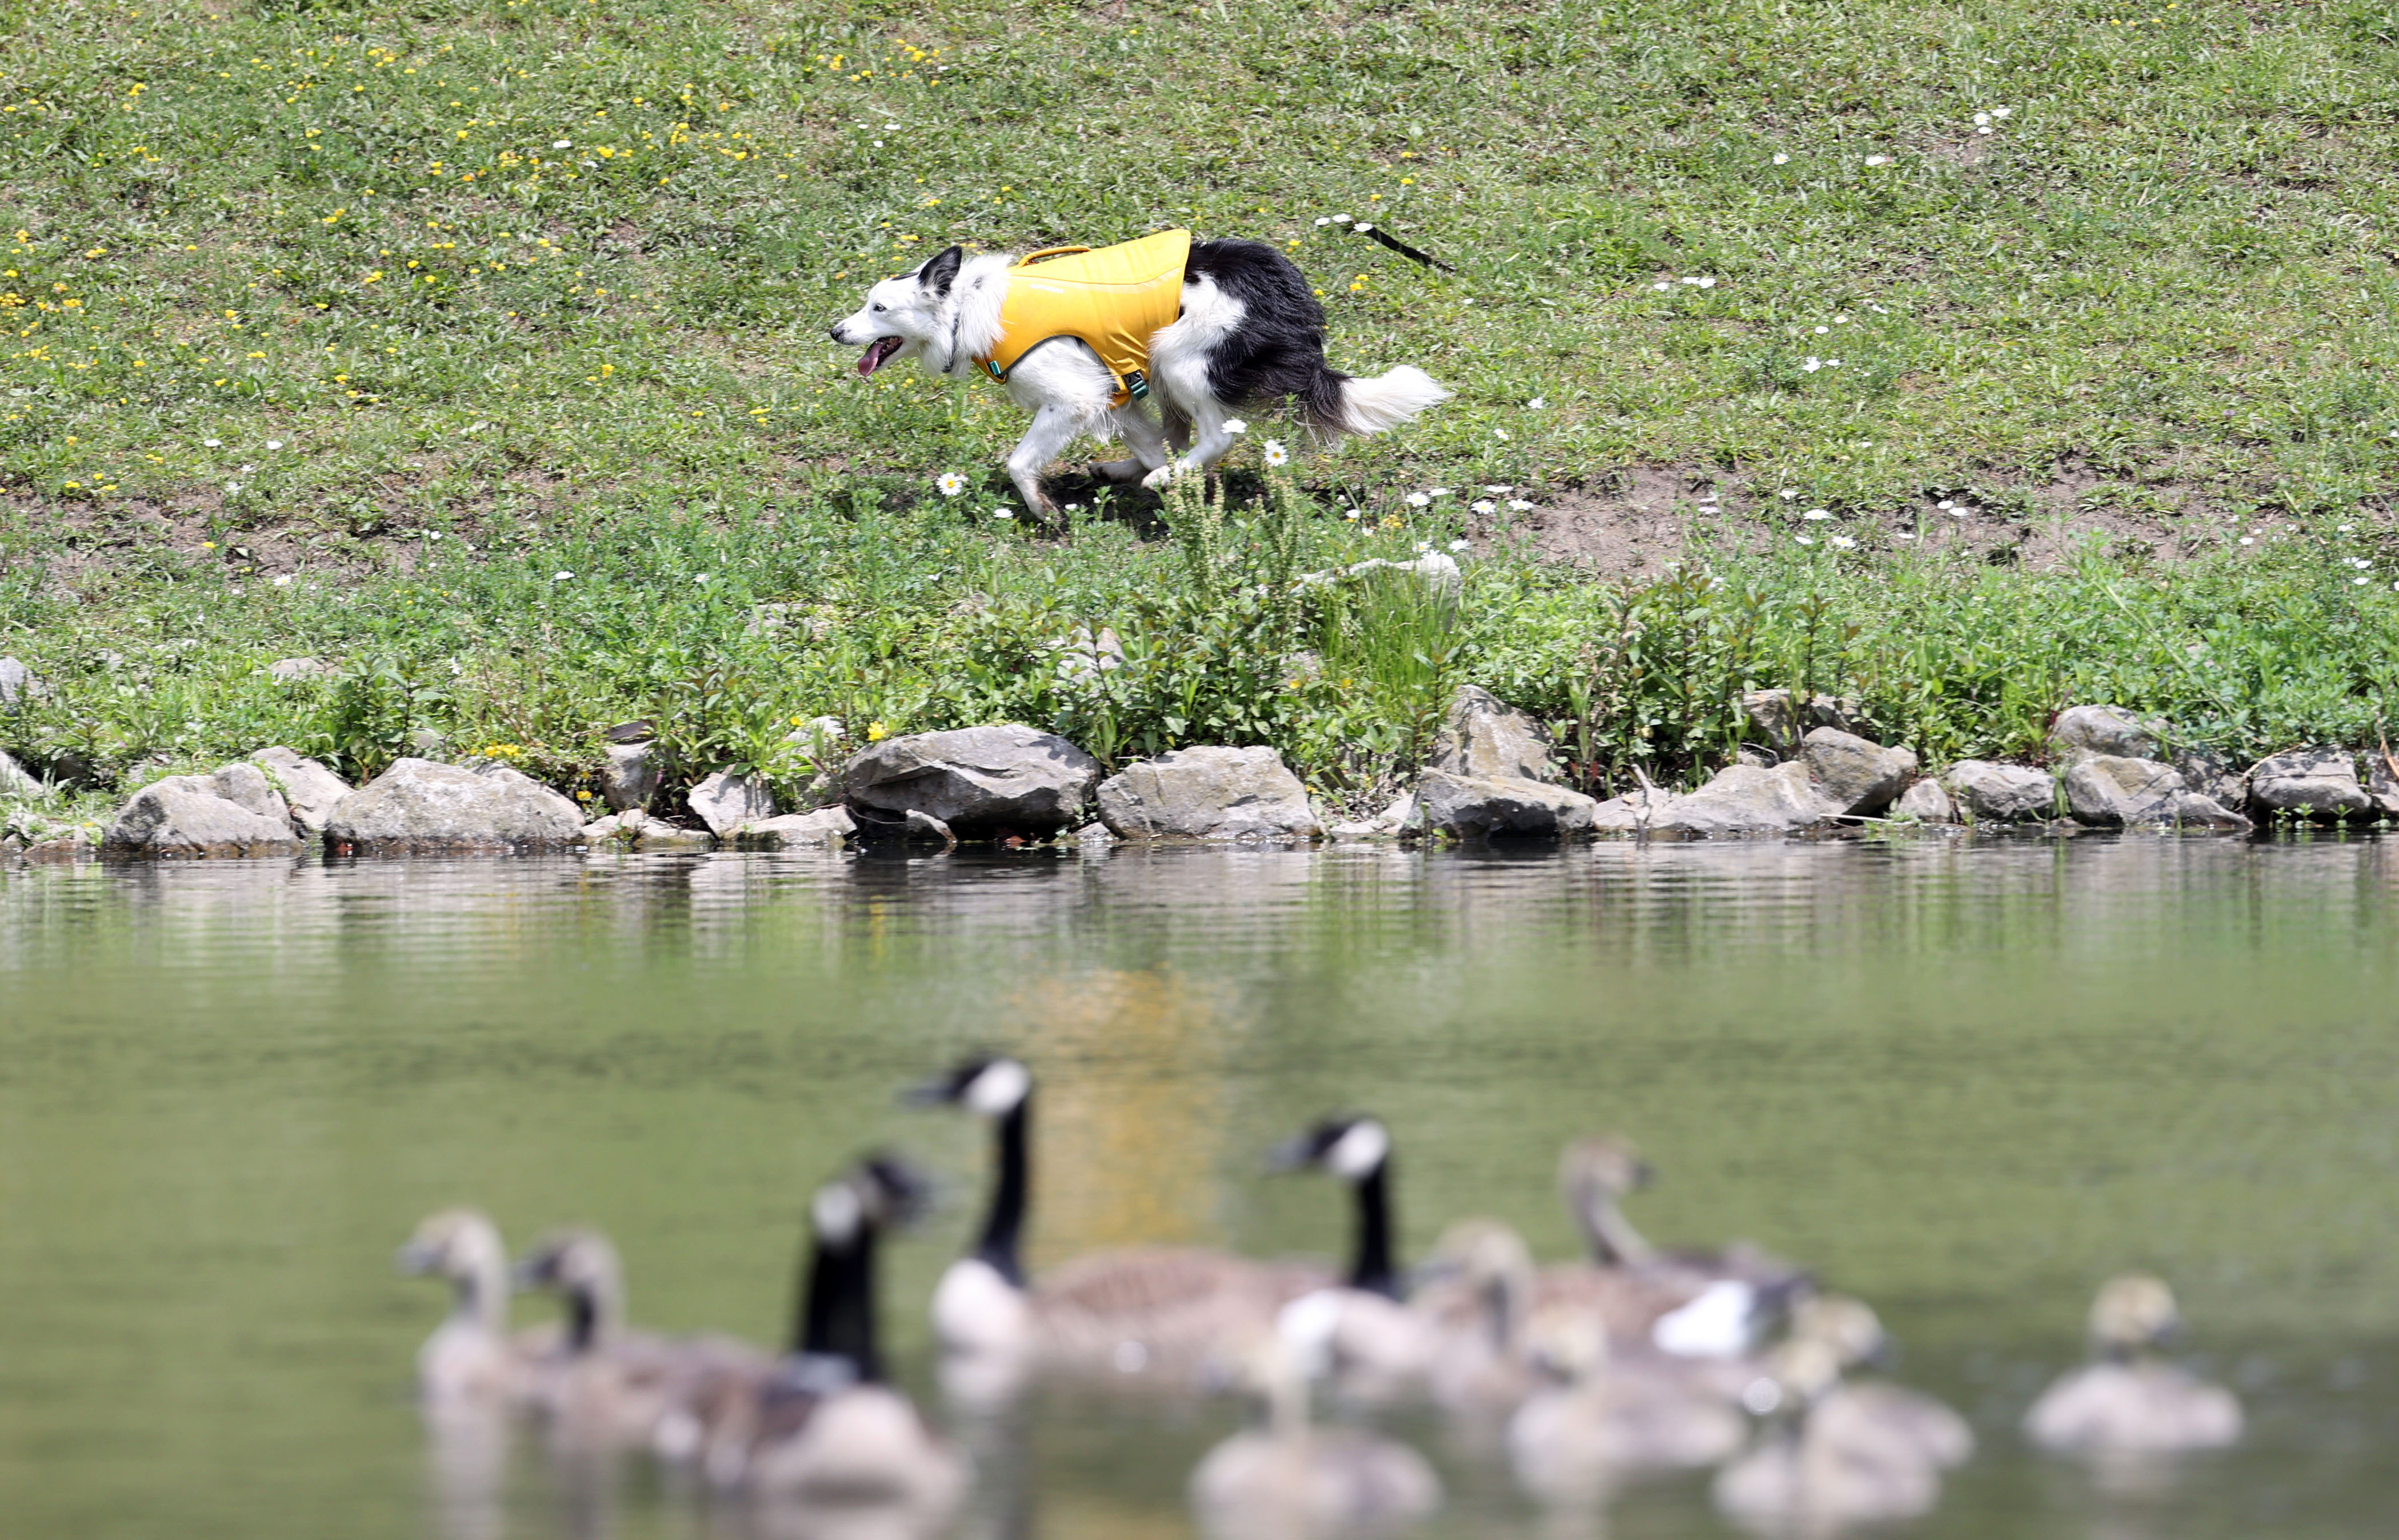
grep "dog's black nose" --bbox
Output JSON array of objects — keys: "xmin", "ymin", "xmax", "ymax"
[{"xmin": 827, "ymin": 326, "xmax": 845, "ymax": 343}]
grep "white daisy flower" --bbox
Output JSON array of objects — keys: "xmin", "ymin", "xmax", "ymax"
[
  {"xmin": 1830, "ymin": 534, "xmax": 1857, "ymax": 549},
  {"xmin": 1834, "ymin": 315, "xmax": 1850, "ymax": 325},
  {"xmin": 1973, "ymin": 113, "xmax": 1991, "ymax": 126},
  {"xmin": 1332, "ymin": 214, "xmax": 1352, "ymax": 225},
  {"xmin": 1780, "ymin": 488, "xmax": 1798, "ymax": 500},
  {"xmin": 1314, "ymin": 217, "xmax": 1332, "ymax": 226},
  {"xmin": 2239, "ymin": 537, "xmax": 2254, "ymax": 545},
  {"xmin": 2354, "ymin": 575, "xmax": 2370, "ymax": 586},
  {"xmin": 1814, "ymin": 325, "xmax": 1831, "ymax": 334},
  {"xmin": 1263, "ymin": 440, "xmax": 1290, "ymax": 466},
  {"xmin": 694, "ymin": 573, "xmax": 710, "ymax": 583},
  {"xmin": 1472, "ymin": 499, "xmax": 1497, "ymax": 514},
  {"xmin": 1414, "ymin": 541, "xmax": 1432, "ymax": 554},
  {"xmin": 1494, "ymin": 428, "xmax": 1511, "ymax": 441},
  {"xmin": 1992, "ymin": 106, "xmax": 2012, "ymax": 119},
  {"xmin": 2338, "ymin": 523, "xmax": 2354, "ymax": 532},
  {"xmin": 1696, "ymin": 276, "xmax": 1717, "ymax": 288},
  {"xmin": 1804, "ymin": 357, "xmax": 1824, "ymax": 372},
  {"xmin": 1869, "ymin": 303, "xmax": 1889, "ymax": 314},
  {"xmin": 1936, "ymin": 499, "xmax": 1956, "ymax": 510},
  {"xmin": 1485, "ymin": 484, "xmax": 1513, "ymax": 493},
  {"xmin": 1803, "ymin": 507, "xmax": 1832, "ymax": 520},
  {"xmin": 1449, "ymin": 538, "xmax": 1470, "ymax": 551},
  {"xmin": 1773, "ymin": 152, "xmax": 1789, "ymax": 165},
  {"xmin": 1406, "ymin": 491, "xmax": 1432, "ymax": 507},
  {"xmin": 1680, "ymin": 275, "xmax": 1704, "ymax": 286},
  {"xmin": 1896, "ymin": 531, "xmax": 1917, "ymax": 540},
  {"xmin": 265, "ymin": 439, "xmax": 284, "ymax": 450},
  {"xmin": 272, "ymin": 574, "xmax": 294, "ymax": 586},
  {"xmin": 1526, "ymin": 397, "xmax": 1545, "ymax": 409},
  {"xmin": 1506, "ymin": 498, "xmax": 1534, "ymax": 511},
  {"xmin": 1794, "ymin": 535, "xmax": 1816, "ymax": 546},
  {"xmin": 1223, "ymin": 418, "xmax": 1248, "ymax": 434},
  {"xmin": 1976, "ymin": 125, "xmax": 1994, "ymax": 135},
  {"xmin": 1428, "ymin": 487, "xmax": 1453, "ymax": 497},
  {"xmin": 203, "ymin": 438, "xmax": 222, "ymax": 447},
  {"xmin": 553, "ymin": 139, "xmax": 571, "ymax": 149},
  {"xmin": 1653, "ymin": 281, "xmax": 1673, "ymax": 291},
  {"xmin": 225, "ymin": 480, "xmax": 242, "ymax": 493},
  {"xmin": 1865, "ymin": 155, "xmax": 1890, "ymax": 166},
  {"xmin": 935, "ymin": 471, "xmax": 967, "ymax": 497},
  {"xmin": 1826, "ymin": 358, "xmax": 1842, "ymax": 367},
  {"xmin": 554, "ymin": 570, "xmax": 574, "ymax": 581},
  {"xmin": 1344, "ymin": 509, "xmax": 1361, "ymax": 521}
]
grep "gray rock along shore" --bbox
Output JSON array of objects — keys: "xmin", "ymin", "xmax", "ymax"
[{"xmin": 27, "ymin": 689, "xmax": 2399, "ymax": 866}]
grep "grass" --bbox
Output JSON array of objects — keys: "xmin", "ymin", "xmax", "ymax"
[{"xmin": 8, "ymin": 0, "xmax": 2399, "ymax": 840}]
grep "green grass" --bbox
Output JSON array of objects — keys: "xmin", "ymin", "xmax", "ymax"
[
  {"xmin": 11, "ymin": 0, "xmax": 2399, "ymax": 518},
  {"xmin": 9, "ymin": 0, "xmax": 2399, "ymax": 841}
]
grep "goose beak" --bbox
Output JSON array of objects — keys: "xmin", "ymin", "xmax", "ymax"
[
  {"xmin": 1264, "ymin": 1133, "xmax": 1318, "ymax": 1174},
  {"xmin": 1633, "ymin": 1159, "xmax": 1658, "ymax": 1190},
  {"xmin": 899, "ymin": 1073, "xmax": 958, "ymax": 1108},
  {"xmin": 1866, "ymin": 1334, "xmax": 1902, "ymax": 1371},
  {"xmin": 395, "ymin": 1241, "xmax": 437, "ymax": 1276}
]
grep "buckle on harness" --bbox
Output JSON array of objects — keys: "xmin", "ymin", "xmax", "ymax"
[{"xmin": 1122, "ymin": 369, "xmax": 1150, "ymax": 401}]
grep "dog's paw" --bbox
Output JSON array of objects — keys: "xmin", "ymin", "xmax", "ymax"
[
  {"xmin": 1140, "ymin": 464, "xmax": 1182, "ymax": 491},
  {"xmin": 1089, "ymin": 458, "xmax": 1145, "ymax": 485}
]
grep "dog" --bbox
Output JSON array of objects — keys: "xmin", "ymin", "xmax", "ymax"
[{"xmin": 830, "ymin": 234, "xmax": 1449, "ymax": 517}]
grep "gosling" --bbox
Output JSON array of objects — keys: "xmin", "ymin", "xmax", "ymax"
[
  {"xmin": 1790, "ymin": 1295, "xmax": 1974, "ymax": 1471},
  {"xmin": 1508, "ymin": 1304, "xmax": 1749, "ymax": 1504},
  {"xmin": 1189, "ymin": 1329, "xmax": 1442, "ymax": 1540},
  {"xmin": 1713, "ymin": 1335, "xmax": 1945, "ymax": 1535},
  {"xmin": 2022, "ymin": 1274, "xmax": 2242, "ymax": 1455},
  {"xmin": 398, "ymin": 1208, "xmax": 531, "ymax": 1404}
]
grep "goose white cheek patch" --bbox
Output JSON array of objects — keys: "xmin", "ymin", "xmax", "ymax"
[
  {"xmin": 1326, "ymin": 1119, "xmax": 1390, "ymax": 1181},
  {"xmin": 812, "ymin": 1181, "xmax": 865, "ymax": 1246},
  {"xmin": 965, "ymin": 1059, "xmax": 1031, "ymax": 1115}
]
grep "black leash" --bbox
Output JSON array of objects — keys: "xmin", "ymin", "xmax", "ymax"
[{"xmin": 1353, "ymin": 222, "xmax": 1454, "ymax": 273}]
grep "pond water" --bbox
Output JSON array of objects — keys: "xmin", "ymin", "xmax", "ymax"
[{"xmin": 2, "ymin": 835, "xmax": 2396, "ymax": 1540}]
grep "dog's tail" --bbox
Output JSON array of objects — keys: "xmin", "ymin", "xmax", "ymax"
[{"xmin": 1304, "ymin": 362, "xmax": 1452, "ymax": 439}]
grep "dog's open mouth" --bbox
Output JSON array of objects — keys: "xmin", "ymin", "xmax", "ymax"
[{"xmin": 857, "ymin": 337, "xmax": 903, "ymax": 377}]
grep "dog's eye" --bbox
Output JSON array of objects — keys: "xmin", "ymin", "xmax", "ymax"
[{"xmin": 870, "ymin": 302, "xmax": 886, "ymax": 313}]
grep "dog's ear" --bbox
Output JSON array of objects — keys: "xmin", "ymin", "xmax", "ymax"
[{"xmin": 917, "ymin": 245, "xmax": 964, "ymax": 298}]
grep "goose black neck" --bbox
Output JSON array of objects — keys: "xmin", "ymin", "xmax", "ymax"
[
  {"xmin": 565, "ymin": 1289, "xmax": 599, "ymax": 1354},
  {"xmin": 974, "ymin": 1095, "xmax": 1029, "ymax": 1286},
  {"xmin": 794, "ymin": 1219, "xmax": 883, "ymax": 1383},
  {"xmin": 1347, "ymin": 1162, "xmax": 1400, "ymax": 1299}
]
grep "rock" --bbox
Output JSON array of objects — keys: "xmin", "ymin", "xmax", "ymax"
[
  {"xmin": 2169, "ymin": 791, "xmax": 2252, "ymax": 830},
  {"xmin": 2370, "ymin": 751, "xmax": 2399, "ymax": 817},
  {"xmin": 1649, "ymin": 762, "xmax": 1833, "ymax": 837},
  {"xmin": 325, "ymin": 757, "xmax": 586, "ymax": 851},
  {"xmin": 843, "ymin": 723, "xmax": 1101, "ymax": 838},
  {"xmin": 2246, "ymin": 747, "xmax": 2374, "ymax": 819},
  {"xmin": 26, "ymin": 835, "xmax": 94, "ymax": 862},
  {"xmin": 1941, "ymin": 762, "xmax": 2058, "ymax": 822},
  {"xmin": 249, "ymin": 746, "xmax": 351, "ymax": 834},
  {"xmin": 1429, "ymin": 686, "xmax": 1557, "ymax": 782},
  {"xmin": 1, "ymin": 748, "xmax": 39, "ymax": 797},
  {"xmin": 1069, "ymin": 820, "xmax": 1115, "ymax": 847},
  {"xmin": 687, "ymin": 769, "xmax": 777, "ymax": 835},
  {"xmin": 1328, "ymin": 790, "xmax": 1416, "ymax": 841},
  {"xmin": 582, "ymin": 810, "xmax": 644, "ymax": 843},
  {"xmin": 634, "ymin": 825, "xmax": 716, "ymax": 851},
  {"xmin": 2173, "ymin": 748, "xmax": 2246, "ymax": 812},
  {"xmin": 1415, "ymin": 769, "xmax": 1600, "ymax": 839},
  {"xmin": 735, "ymin": 807, "xmax": 854, "ymax": 849},
  {"xmin": 2062, "ymin": 756, "xmax": 2186, "ymax": 826},
  {"xmin": 605, "ymin": 719, "xmax": 657, "ymax": 745},
  {"xmin": 0, "ymin": 655, "xmax": 34, "ymax": 706},
  {"xmin": 266, "ymin": 657, "xmax": 333, "ymax": 683},
  {"xmin": 1741, "ymin": 689, "xmax": 1861, "ymax": 754},
  {"xmin": 600, "ymin": 742, "xmax": 661, "ymax": 812},
  {"xmin": 2050, "ymin": 705, "xmax": 2165, "ymax": 763},
  {"xmin": 1590, "ymin": 787, "xmax": 1668, "ymax": 831},
  {"xmin": 104, "ymin": 766, "xmax": 303, "ymax": 857},
  {"xmin": 1894, "ymin": 779, "xmax": 1956, "ymax": 822},
  {"xmin": 1096, "ymin": 747, "xmax": 1318, "ymax": 840},
  {"xmin": 1800, "ymin": 728, "xmax": 1918, "ymax": 816}
]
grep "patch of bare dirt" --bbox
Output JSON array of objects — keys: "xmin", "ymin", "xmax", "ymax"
[{"xmin": 1461, "ymin": 459, "xmax": 2298, "ymax": 576}]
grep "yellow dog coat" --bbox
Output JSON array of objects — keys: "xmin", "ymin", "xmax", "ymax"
[{"xmin": 975, "ymin": 229, "xmax": 1190, "ymax": 407}]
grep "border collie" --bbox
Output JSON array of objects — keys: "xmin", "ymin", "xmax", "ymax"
[{"xmin": 830, "ymin": 239, "xmax": 1449, "ymax": 517}]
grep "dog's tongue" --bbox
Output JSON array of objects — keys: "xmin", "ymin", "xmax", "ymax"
[{"xmin": 857, "ymin": 337, "xmax": 901, "ymax": 377}]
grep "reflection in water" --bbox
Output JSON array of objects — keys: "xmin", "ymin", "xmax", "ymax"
[
  {"xmin": 5, "ymin": 837, "xmax": 2399, "ymax": 1540},
  {"xmin": 422, "ymin": 1402, "xmax": 512, "ymax": 1540}
]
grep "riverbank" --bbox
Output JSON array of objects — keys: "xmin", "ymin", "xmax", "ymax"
[{"xmin": 7, "ymin": 467, "xmax": 2398, "ymax": 853}]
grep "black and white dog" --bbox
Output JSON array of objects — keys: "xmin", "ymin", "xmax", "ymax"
[{"xmin": 830, "ymin": 239, "xmax": 1448, "ymax": 516}]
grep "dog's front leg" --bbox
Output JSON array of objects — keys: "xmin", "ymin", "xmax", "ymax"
[
  {"xmin": 1005, "ymin": 405, "xmax": 1083, "ymax": 518},
  {"xmin": 1091, "ymin": 403, "xmax": 1171, "ymax": 483}
]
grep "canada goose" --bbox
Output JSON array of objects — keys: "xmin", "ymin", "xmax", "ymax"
[
  {"xmin": 679, "ymin": 1156, "xmax": 969, "ymax": 1520},
  {"xmin": 1507, "ymin": 1302, "xmax": 1750, "ymax": 1502},
  {"xmin": 909, "ymin": 1056, "xmax": 1330, "ymax": 1389},
  {"xmin": 512, "ymin": 1227, "xmax": 770, "ymax": 1454},
  {"xmin": 1189, "ymin": 1329, "xmax": 1442, "ymax": 1540},
  {"xmin": 1789, "ymin": 1295, "xmax": 1973, "ymax": 1471},
  {"xmin": 1712, "ymin": 1336, "xmax": 1944, "ymax": 1536},
  {"xmin": 1538, "ymin": 1135, "xmax": 1810, "ymax": 1363},
  {"xmin": 398, "ymin": 1208, "xmax": 531, "ymax": 1403},
  {"xmin": 2023, "ymin": 1275, "xmax": 2242, "ymax": 1455}
]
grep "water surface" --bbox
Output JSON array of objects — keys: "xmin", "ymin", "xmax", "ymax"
[{"xmin": 3, "ymin": 835, "xmax": 2396, "ymax": 1538}]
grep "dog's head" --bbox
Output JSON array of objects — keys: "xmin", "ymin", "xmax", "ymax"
[{"xmin": 829, "ymin": 245, "xmax": 963, "ymax": 377}]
